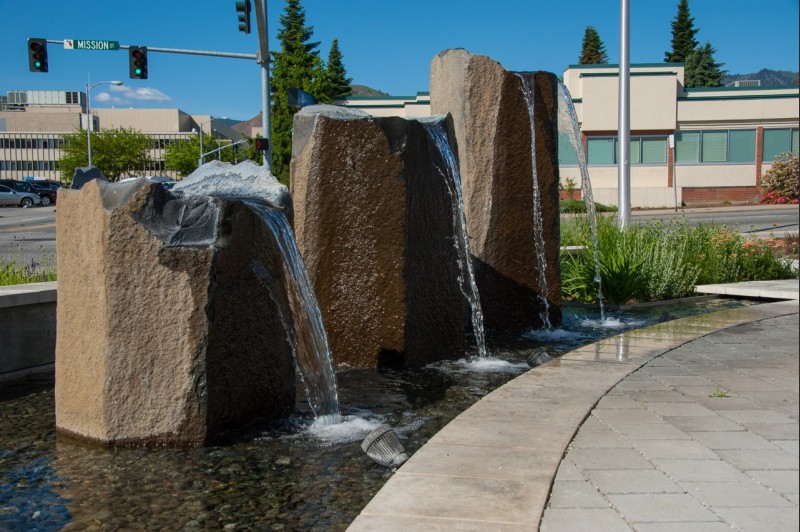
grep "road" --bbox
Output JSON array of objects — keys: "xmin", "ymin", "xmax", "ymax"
[
  {"xmin": 0, "ymin": 204, "xmax": 797, "ymax": 265},
  {"xmin": 0, "ymin": 205, "xmax": 57, "ymax": 266},
  {"xmin": 629, "ymin": 204, "xmax": 799, "ymax": 237}
]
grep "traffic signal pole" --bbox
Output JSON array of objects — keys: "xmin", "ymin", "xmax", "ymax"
[
  {"xmin": 253, "ymin": 0, "xmax": 273, "ymax": 172},
  {"xmin": 44, "ymin": 40, "xmax": 258, "ymax": 61}
]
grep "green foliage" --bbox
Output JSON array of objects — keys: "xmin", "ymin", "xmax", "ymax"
[
  {"xmin": 560, "ymin": 200, "xmax": 617, "ymax": 213},
  {"xmin": 760, "ymin": 152, "xmax": 799, "ymax": 200},
  {"xmin": 578, "ymin": 26, "xmax": 608, "ymax": 64},
  {"xmin": 560, "ymin": 216, "xmax": 795, "ymax": 305},
  {"xmin": 684, "ymin": 41, "xmax": 726, "ymax": 88},
  {"xmin": 164, "ymin": 134, "xmax": 238, "ymax": 177},
  {"xmin": 561, "ymin": 176, "xmax": 578, "ymax": 199},
  {"xmin": 665, "ymin": 0, "xmax": 699, "ymax": 63},
  {"xmin": 59, "ymin": 127, "xmax": 152, "ymax": 183},
  {"xmin": 270, "ymin": 0, "xmax": 325, "ymax": 184},
  {"xmin": 324, "ymin": 39, "xmax": 352, "ymax": 99},
  {"xmin": 0, "ymin": 257, "xmax": 56, "ymax": 286}
]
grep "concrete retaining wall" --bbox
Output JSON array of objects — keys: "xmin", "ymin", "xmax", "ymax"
[{"xmin": 0, "ymin": 281, "xmax": 57, "ymax": 381}]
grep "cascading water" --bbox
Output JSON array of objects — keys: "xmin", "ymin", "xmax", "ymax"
[
  {"xmin": 245, "ymin": 199, "xmax": 341, "ymax": 425},
  {"xmin": 421, "ymin": 118, "xmax": 488, "ymax": 358},
  {"xmin": 556, "ymin": 80, "xmax": 606, "ymax": 320},
  {"xmin": 517, "ymin": 73, "xmax": 553, "ymax": 329}
]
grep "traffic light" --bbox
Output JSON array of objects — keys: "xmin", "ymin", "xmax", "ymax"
[
  {"xmin": 254, "ymin": 138, "xmax": 269, "ymax": 151},
  {"xmin": 236, "ymin": 0, "xmax": 251, "ymax": 34},
  {"xmin": 128, "ymin": 46, "xmax": 148, "ymax": 79},
  {"xmin": 27, "ymin": 38, "xmax": 48, "ymax": 73}
]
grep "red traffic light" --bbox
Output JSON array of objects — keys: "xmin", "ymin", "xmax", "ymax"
[{"xmin": 254, "ymin": 138, "xmax": 269, "ymax": 151}]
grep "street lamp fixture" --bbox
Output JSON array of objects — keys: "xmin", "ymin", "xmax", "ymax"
[
  {"xmin": 86, "ymin": 77, "xmax": 123, "ymax": 167},
  {"xmin": 198, "ymin": 116, "xmax": 228, "ymax": 167}
]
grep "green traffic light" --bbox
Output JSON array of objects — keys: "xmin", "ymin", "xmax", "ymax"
[
  {"xmin": 34, "ymin": 61, "xmax": 41, "ymax": 68},
  {"xmin": 135, "ymin": 68, "xmax": 142, "ymax": 75}
]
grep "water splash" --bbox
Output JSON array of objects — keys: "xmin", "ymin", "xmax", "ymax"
[
  {"xmin": 421, "ymin": 118, "xmax": 489, "ymax": 358},
  {"xmin": 556, "ymin": 80, "xmax": 606, "ymax": 320},
  {"xmin": 517, "ymin": 73, "xmax": 553, "ymax": 328},
  {"xmin": 245, "ymin": 200, "xmax": 341, "ymax": 425}
]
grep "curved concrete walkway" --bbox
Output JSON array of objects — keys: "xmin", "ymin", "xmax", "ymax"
[{"xmin": 348, "ymin": 292, "xmax": 798, "ymax": 531}]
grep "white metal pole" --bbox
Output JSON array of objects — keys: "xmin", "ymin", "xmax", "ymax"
[
  {"xmin": 198, "ymin": 126, "xmax": 204, "ymax": 168},
  {"xmin": 618, "ymin": 0, "xmax": 631, "ymax": 229},
  {"xmin": 86, "ymin": 75, "xmax": 92, "ymax": 167}
]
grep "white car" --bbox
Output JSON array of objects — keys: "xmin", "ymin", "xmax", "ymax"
[{"xmin": 0, "ymin": 184, "xmax": 42, "ymax": 207}]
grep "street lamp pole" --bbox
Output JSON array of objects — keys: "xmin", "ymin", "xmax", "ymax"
[
  {"xmin": 197, "ymin": 116, "xmax": 228, "ymax": 168},
  {"xmin": 86, "ymin": 76, "xmax": 123, "ymax": 167}
]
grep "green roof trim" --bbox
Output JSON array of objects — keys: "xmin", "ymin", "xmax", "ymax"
[
  {"xmin": 679, "ymin": 93, "xmax": 799, "ymax": 101},
  {"xmin": 338, "ymin": 91, "xmax": 430, "ymax": 101},
  {"xmin": 567, "ymin": 62, "xmax": 685, "ymax": 69},
  {"xmin": 685, "ymin": 85, "xmax": 800, "ymax": 92},
  {"xmin": 580, "ymin": 72, "xmax": 678, "ymax": 78}
]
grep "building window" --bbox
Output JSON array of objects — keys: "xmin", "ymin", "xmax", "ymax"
[
  {"xmin": 584, "ymin": 136, "xmax": 668, "ymax": 165},
  {"xmin": 763, "ymin": 128, "xmax": 799, "ymax": 162},
  {"xmin": 675, "ymin": 129, "xmax": 756, "ymax": 164}
]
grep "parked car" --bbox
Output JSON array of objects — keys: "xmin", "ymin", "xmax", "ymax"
[
  {"xmin": 0, "ymin": 179, "xmax": 48, "ymax": 206},
  {"xmin": 31, "ymin": 183, "xmax": 58, "ymax": 206},
  {"xmin": 0, "ymin": 184, "xmax": 42, "ymax": 207}
]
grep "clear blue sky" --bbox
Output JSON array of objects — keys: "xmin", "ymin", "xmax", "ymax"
[{"xmin": 1, "ymin": 0, "xmax": 798, "ymax": 121}]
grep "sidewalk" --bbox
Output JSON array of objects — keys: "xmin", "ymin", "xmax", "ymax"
[{"xmin": 348, "ymin": 284, "xmax": 798, "ymax": 531}]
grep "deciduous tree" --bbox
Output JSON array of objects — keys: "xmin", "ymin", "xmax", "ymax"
[{"xmin": 59, "ymin": 127, "xmax": 151, "ymax": 183}]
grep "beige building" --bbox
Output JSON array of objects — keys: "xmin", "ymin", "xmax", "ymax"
[
  {"xmin": 336, "ymin": 63, "xmax": 799, "ymax": 208},
  {"xmin": 0, "ymin": 90, "xmax": 225, "ymax": 181},
  {"xmin": 3, "ymin": 66, "xmax": 798, "ymax": 205}
]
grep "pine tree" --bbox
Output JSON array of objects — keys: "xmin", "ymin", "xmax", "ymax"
[
  {"xmin": 270, "ymin": 0, "xmax": 324, "ymax": 184},
  {"xmin": 684, "ymin": 41, "xmax": 726, "ymax": 88},
  {"xmin": 665, "ymin": 0, "xmax": 699, "ymax": 63},
  {"xmin": 324, "ymin": 39, "xmax": 353, "ymax": 99},
  {"xmin": 578, "ymin": 26, "xmax": 608, "ymax": 64}
]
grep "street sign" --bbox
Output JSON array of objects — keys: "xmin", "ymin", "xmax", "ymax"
[{"xmin": 64, "ymin": 39, "xmax": 120, "ymax": 51}]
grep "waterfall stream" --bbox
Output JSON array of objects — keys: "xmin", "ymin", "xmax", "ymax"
[
  {"xmin": 517, "ymin": 73, "xmax": 553, "ymax": 328},
  {"xmin": 245, "ymin": 200, "xmax": 341, "ymax": 425},
  {"xmin": 422, "ymin": 118, "xmax": 488, "ymax": 358},
  {"xmin": 556, "ymin": 80, "xmax": 606, "ymax": 320}
]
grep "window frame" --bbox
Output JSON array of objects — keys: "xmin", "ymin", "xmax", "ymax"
[
  {"xmin": 584, "ymin": 135, "xmax": 669, "ymax": 166},
  {"xmin": 675, "ymin": 128, "xmax": 757, "ymax": 165}
]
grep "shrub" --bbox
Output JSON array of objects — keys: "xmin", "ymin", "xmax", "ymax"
[
  {"xmin": 560, "ymin": 217, "xmax": 795, "ymax": 305},
  {"xmin": 760, "ymin": 152, "xmax": 799, "ymax": 202},
  {"xmin": 0, "ymin": 257, "xmax": 57, "ymax": 286}
]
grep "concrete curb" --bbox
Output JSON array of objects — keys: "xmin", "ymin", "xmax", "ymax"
[{"xmin": 347, "ymin": 300, "xmax": 799, "ymax": 531}]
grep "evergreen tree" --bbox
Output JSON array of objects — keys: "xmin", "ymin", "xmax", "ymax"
[
  {"xmin": 270, "ymin": 0, "xmax": 324, "ymax": 184},
  {"xmin": 684, "ymin": 41, "xmax": 727, "ymax": 88},
  {"xmin": 578, "ymin": 26, "xmax": 608, "ymax": 64},
  {"xmin": 665, "ymin": 0, "xmax": 699, "ymax": 63},
  {"xmin": 324, "ymin": 39, "xmax": 352, "ymax": 99}
]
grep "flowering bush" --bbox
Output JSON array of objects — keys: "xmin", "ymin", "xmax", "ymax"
[
  {"xmin": 759, "ymin": 191, "xmax": 799, "ymax": 204},
  {"xmin": 760, "ymin": 152, "xmax": 799, "ymax": 202}
]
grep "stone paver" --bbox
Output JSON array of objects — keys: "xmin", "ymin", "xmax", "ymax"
[
  {"xmin": 541, "ymin": 306, "xmax": 799, "ymax": 531},
  {"xmin": 348, "ymin": 295, "xmax": 798, "ymax": 531}
]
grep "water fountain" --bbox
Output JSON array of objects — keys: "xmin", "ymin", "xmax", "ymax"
[
  {"xmin": 290, "ymin": 106, "xmax": 473, "ymax": 368},
  {"xmin": 53, "ymin": 161, "xmax": 340, "ymax": 445},
  {"xmin": 1, "ymin": 47, "xmax": 758, "ymax": 529},
  {"xmin": 430, "ymin": 49, "xmax": 563, "ymax": 335}
]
